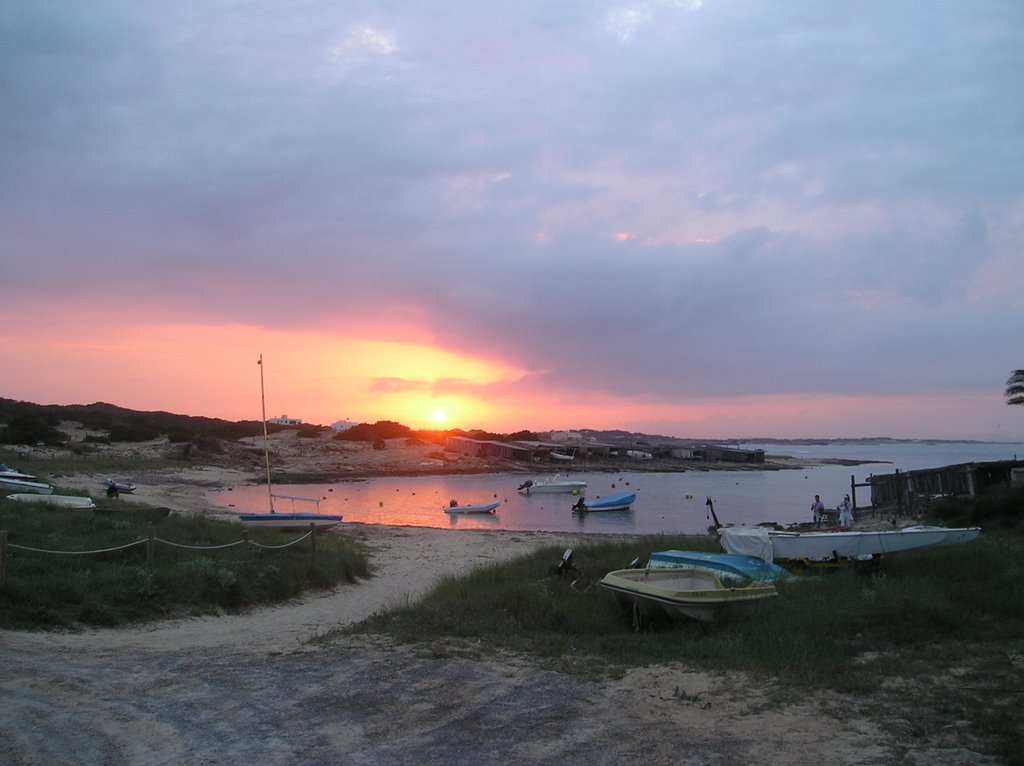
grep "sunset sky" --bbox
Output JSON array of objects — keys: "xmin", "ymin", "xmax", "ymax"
[{"xmin": 2, "ymin": 1, "xmax": 1022, "ymax": 441}]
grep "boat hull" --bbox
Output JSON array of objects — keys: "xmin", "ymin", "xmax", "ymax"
[
  {"xmin": 0, "ymin": 478, "xmax": 53, "ymax": 495},
  {"xmin": 517, "ymin": 476, "xmax": 587, "ymax": 495},
  {"xmin": 8, "ymin": 493, "xmax": 97, "ymax": 509},
  {"xmin": 575, "ymin": 491, "xmax": 636, "ymax": 512},
  {"xmin": 719, "ymin": 525, "xmax": 982, "ymax": 562},
  {"xmin": 444, "ymin": 501, "xmax": 500, "ymax": 514},
  {"xmin": 647, "ymin": 550, "xmax": 792, "ymax": 583},
  {"xmin": 239, "ymin": 513, "xmax": 343, "ymax": 531},
  {"xmin": 600, "ymin": 567, "xmax": 777, "ymax": 623}
]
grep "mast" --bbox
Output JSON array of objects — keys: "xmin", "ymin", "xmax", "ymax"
[{"xmin": 258, "ymin": 355, "xmax": 274, "ymax": 514}]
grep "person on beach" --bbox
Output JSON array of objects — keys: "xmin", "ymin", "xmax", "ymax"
[
  {"xmin": 838, "ymin": 494, "xmax": 854, "ymax": 528},
  {"xmin": 811, "ymin": 495, "xmax": 825, "ymax": 527}
]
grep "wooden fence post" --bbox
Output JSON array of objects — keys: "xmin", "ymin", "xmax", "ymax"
[
  {"xmin": 243, "ymin": 529, "xmax": 250, "ymax": 564},
  {"xmin": 309, "ymin": 523, "xmax": 316, "ymax": 561},
  {"xmin": 146, "ymin": 523, "xmax": 155, "ymax": 567},
  {"xmin": 0, "ymin": 530, "xmax": 7, "ymax": 588}
]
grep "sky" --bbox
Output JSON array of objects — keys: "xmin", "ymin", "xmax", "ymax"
[{"xmin": 1, "ymin": 1, "xmax": 1022, "ymax": 441}]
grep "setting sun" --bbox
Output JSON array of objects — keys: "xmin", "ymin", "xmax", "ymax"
[{"xmin": 430, "ymin": 409, "xmax": 448, "ymax": 424}]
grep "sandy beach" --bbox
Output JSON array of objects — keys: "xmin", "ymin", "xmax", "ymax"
[{"xmin": 0, "ymin": 436, "xmax": 996, "ymax": 764}]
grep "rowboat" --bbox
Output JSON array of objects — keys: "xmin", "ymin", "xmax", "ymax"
[
  {"xmin": 572, "ymin": 491, "xmax": 636, "ymax": 512},
  {"xmin": 718, "ymin": 525, "xmax": 982, "ymax": 563},
  {"xmin": 647, "ymin": 550, "xmax": 793, "ymax": 584},
  {"xmin": 517, "ymin": 475, "xmax": 587, "ymax": 495},
  {"xmin": 0, "ymin": 477, "xmax": 54, "ymax": 495},
  {"xmin": 599, "ymin": 567, "xmax": 778, "ymax": 623},
  {"xmin": 8, "ymin": 493, "xmax": 97, "ymax": 509},
  {"xmin": 444, "ymin": 500, "xmax": 500, "ymax": 514},
  {"xmin": 104, "ymin": 479, "xmax": 137, "ymax": 494}
]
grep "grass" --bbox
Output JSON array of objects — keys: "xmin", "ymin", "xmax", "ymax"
[
  {"xmin": 341, "ymin": 509, "xmax": 1024, "ymax": 762},
  {"xmin": 0, "ymin": 496, "xmax": 370, "ymax": 630}
]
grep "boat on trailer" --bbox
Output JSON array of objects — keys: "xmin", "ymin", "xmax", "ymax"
[{"xmin": 599, "ymin": 567, "xmax": 778, "ymax": 623}]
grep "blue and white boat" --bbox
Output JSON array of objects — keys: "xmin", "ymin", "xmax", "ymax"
[
  {"xmin": 444, "ymin": 499, "xmax": 500, "ymax": 514},
  {"xmin": 572, "ymin": 491, "xmax": 637, "ymax": 512},
  {"xmin": 647, "ymin": 550, "xmax": 792, "ymax": 584}
]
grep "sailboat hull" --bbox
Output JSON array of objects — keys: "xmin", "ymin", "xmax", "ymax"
[{"xmin": 239, "ymin": 513, "xmax": 342, "ymax": 531}]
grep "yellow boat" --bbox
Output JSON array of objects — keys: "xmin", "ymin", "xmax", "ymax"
[{"xmin": 599, "ymin": 567, "xmax": 778, "ymax": 623}]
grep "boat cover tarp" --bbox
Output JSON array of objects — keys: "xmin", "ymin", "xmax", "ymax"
[
  {"xmin": 648, "ymin": 550, "xmax": 791, "ymax": 581},
  {"xmin": 718, "ymin": 527, "xmax": 774, "ymax": 563}
]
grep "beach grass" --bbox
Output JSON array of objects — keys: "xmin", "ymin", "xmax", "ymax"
[
  {"xmin": 345, "ymin": 521, "xmax": 1024, "ymax": 762},
  {"xmin": 0, "ymin": 497, "xmax": 370, "ymax": 630}
]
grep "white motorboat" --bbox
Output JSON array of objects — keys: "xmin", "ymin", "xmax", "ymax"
[
  {"xmin": 599, "ymin": 567, "xmax": 778, "ymax": 623},
  {"xmin": 719, "ymin": 525, "xmax": 982, "ymax": 563},
  {"xmin": 0, "ymin": 464, "xmax": 37, "ymax": 481},
  {"xmin": 8, "ymin": 493, "xmax": 97, "ymax": 509},
  {"xmin": 517, "ymin": 475, "xmax": 587, "ymax": 495}
]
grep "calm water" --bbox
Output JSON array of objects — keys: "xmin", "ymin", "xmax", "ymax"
[{"xmin": 208, "ymin": 441, "xmax": 1023, "ymax": 536}]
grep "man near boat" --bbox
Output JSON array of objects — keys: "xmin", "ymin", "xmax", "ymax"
[{"xmin": 811, "ymin": 495, "xmax": 825, "ymax": 527}]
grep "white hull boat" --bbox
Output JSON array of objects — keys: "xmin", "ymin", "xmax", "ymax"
[
  {"xmin": 8, "ymin": 493, "xmax": 97, "ymax": 509},
  {"xmin": 0, "ymin": 464, "xmax": 37, "ymax": 481},
  {"xmin": 719, "ymin": 525, "xmax": 981, "ymax": 563},
  {"xmin": 444, "ymin": 500, "xmax": 500, "ymax": 514},
  {"xmin": 0, "ymin": 477, "xmax": 54, "ymax": 495},
  {"xmin": 600, "ymin": 567, "xmax": 778, "ymax": 623},
  {"xmin": 517, "ymin": 475, "xmax": 587, "ymax": 495}
]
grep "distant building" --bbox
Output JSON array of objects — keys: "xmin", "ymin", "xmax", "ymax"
[
  {"xmin": 268, "ymin": 414, "xmax": 302, "ymax": 426},
  {"xmin": 331, "ymin": 420, "xmax": 358, "ymax": 432}
]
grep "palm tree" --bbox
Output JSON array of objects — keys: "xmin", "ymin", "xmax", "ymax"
[{"xmin": 1006, "ymin": 369, "xmax": 1024, "ymax": 406}]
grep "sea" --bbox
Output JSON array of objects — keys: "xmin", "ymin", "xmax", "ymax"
[{"xmin": 207, "ymin": 441, "xmax": 1024, "ymax": 537}]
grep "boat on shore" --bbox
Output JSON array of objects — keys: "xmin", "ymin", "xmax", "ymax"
[
  {"xmin": 647, "ymin": 550, "xmax": 793, "ymax": 583},
  {"xmin": 572, "ymin": 491, "xmax": 636, "ymax": 512},
  {"xmin": 8, "ymin": 493, "xmax": 97, "ymax": 509},
  {"xmin": 0, "ymin": 464, "xmax": 37, "ymax": 481},
  {"xmin": 517, "ymin": 475, "xmax": 587, "ymax": 495},
  {"xmin": 444, "ymin": 500, "xmax": 500, "ymax": 514},
  {"xmin": 238, "ymin": 356, "xmax": 343, "ymax": 532},
  {"xmin": 0, "ymin": 477, "xmax": 54, "ymax": 495},
  {"xmin": 599, "ymin": 567, "xmax": 778, "ymax": 623},
  {"xmin": 104, "ymin": 479, "xmax": 137, "ymax": 494},
  {"xmin": 718, "ymin": 524, "xmax": 982, "ymax": 563}
]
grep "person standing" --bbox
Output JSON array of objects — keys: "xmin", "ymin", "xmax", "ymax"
[
  {"xmin": 838, "ymin": 494, "xmax": 854, "ymax": 528},
  {"xmin": 811, "ymin": 495, "xmax": 825, "ymax": 528}
]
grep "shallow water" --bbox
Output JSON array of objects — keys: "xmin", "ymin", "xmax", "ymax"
[{"xmin": 207, "ymin": 441, "xmax": 1023, "ymax": 536}]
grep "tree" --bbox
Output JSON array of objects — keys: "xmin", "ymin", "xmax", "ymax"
[{"xmin": 1006, "ymin": 369, "xmax": 1024, "ymax": 406}]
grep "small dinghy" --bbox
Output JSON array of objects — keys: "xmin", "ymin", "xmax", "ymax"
[
  {"xmin": 444, "ymin": 500, "xmax": 500, "ymax": 514},
  {"xmin": 572, "ymin": 491, "xmax": 636, "ymax": 513}
]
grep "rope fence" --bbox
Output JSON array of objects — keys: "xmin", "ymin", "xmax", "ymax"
[{"xmin": 0, "ymin": 525, "xmax": 319, "ymax": 586}]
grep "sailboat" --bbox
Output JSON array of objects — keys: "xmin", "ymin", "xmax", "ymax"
[{"xmin": 238, "ymin": 355, "xmax": 343, "ymax": 532}]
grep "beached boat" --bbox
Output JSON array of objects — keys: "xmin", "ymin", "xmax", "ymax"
[
  {"xmin": 444, "ymin": 500, "xmax": 500, "ymax": 514},
  {"xmin": 238, "ymin": 356, "xmax": 343, "ymax": 532},
  {"xmin": 0, "ymin": 464, "xmax": 37, "ymax": 481},
  {"xmin": 0, "ymin": 477, "xmax": 54, "ymax": 495},
  {"xmin": 718, "ymin": 525, "xmax": 982, "ymax": 564},
  {"xmin": 517, "ymin": 475, "xmax": 588, "ymax": 495},
  {"xmin": 647, "ymin": 550, "xmax": 793, "ymax": 584},
  {"xmin": 8, "ymin": 493, "xmax": 97, "ymax": 509},
  {"xmin": 104, "ymin": 479, "xmax": 137, "ymax": 494},
  {"xmin": 599, "ymin": 567, "xmax": 778, "ymax": 623},
  {"xmin": 572, "ymin": 491, "xmax": 636, "ymax": 512}
]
